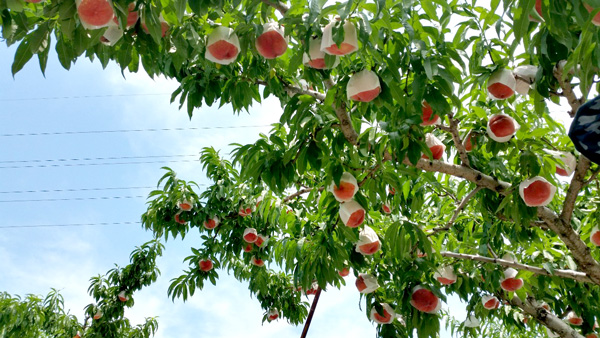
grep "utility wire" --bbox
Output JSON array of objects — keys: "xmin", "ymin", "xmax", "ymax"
[
  {"xmin": 0, "ymin": 154, "xmax": 198, "ymax": 164},
  {"xmin": 0, "ymin": 221, "xmax": 142, "ymax": 229},
  {"xmin": 0, "ymin": 184, "xmax": 208, "ymax": 194},
  {"xmin": 0, "ymin": 93, "xmax": 170, "ymax": 102},
  {"xmin": 0, "ymin": 125, "xmax": 272, "ymax": 137},
  {"xmin": 0, "ymin": 195, "xmax": 146, "ymax": 203},
  {"xmin": 0, "ymin": 159, "xmax": 198, "ymax": 169}
]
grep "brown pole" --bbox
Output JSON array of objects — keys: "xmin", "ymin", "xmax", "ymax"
[{"xmin": 300, "ymin": 288, "xmax": 322, "ymax": 338}]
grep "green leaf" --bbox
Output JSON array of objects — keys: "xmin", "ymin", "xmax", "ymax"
[{"xmin": 11, "ymin": 37, "xmax": 33, "ymax": 76}]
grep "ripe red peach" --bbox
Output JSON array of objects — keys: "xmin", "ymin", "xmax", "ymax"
[
  {"xmin": 205, "ymin": 26, "xmax": 240, "ymax": 65},
  {"xmin": 487, "ymin": 69, "xmax": 516, "ymax": 100},
  {"xmin": 321, "ymin": 20, "xmax": 358, "ymax": 56},
  {"xmin": 519, "ymin": 176, "xmax": 556, "ymax": 207},
  {"xmin": 328, "ymin": 172, "xmax": 358, "ymax": 202},
  {"xmin": 77, "ymin": 0, "xmax": 114, "ymax": 28},
  {"xmin": 410, "ymin": 286, "xmax": 441, "ymax": 313},
  {"xmin": 487, "ymin": 114, "xmax": 519, "ymax": 143},
  {"xmin": 346, "ymin": 69, "xmax": 381, "ymax": 102},
  {"xmin": 255, "ymin": 22, "xmax": 288, "ymax": 59}
]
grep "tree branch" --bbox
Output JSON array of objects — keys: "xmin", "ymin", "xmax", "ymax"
[
  {"xmin": 503, "ymin": 295, "xmax": 585, "ymax": 338},
  {"xmin": 447, "ymin": 114, "xmax": 471, "ymax": 167},
  {"xmin": 440, "ymin": 251, "xmax": 592, "ymax": 283},
  {"xmin": 324, "ymin": 78, "xmax": 359, "ymax": 145},
  {"xmin": 553, "ymin": 61, "xmax": 585, "ymax": 117},
  {"xmin": 561, "ymin": 156, "xmax": 591, "ymax": 225},
  {"xmin": 428, "ymin": 186, "xmax": 482, "ymax": 235},
  {"xmin": 283, "ymin": 187, "xmax": 323, "ymax": 203},
  {"xmin": 259, "ymin": 0, "xmax": 289, "ymax": 15},
  {"xmin": 254, "ymin": 79, "xmax": 325, "ymax": 102}
]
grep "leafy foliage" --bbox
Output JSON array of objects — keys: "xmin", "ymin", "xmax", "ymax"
[{"xmin": 4, "ymin": 0, "xmax": 600, "ymax": 337}]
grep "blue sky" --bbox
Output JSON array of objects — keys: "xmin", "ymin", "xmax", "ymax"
[{"xmin": 1, "ymin": 44, "xmax": 457, "ymax": 337}]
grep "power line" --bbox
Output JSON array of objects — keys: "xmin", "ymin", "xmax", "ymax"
[
  {"xmin": 0, "ymin": 154, "xmax": 198, "ymax": 164},
  {"xmin": 0, "ymin": 184, "xmax": 208, "ymax": 194},
  {"xmin": 0, "ymin": 93, "xmax": 170, "ymax": 102},
  {"xmin": 0, "ymin": 159, "xmax": 198, "ymax": 169},
  {"xmin": 0, "ymin": 195, "xmax": 146, "ymax": 203},
  {"xmin": 0, "ymin": 125, "xmax": 272, "ymax": 137},
  {"xmin": 0, "ymin": 221, "xmax": 142, "ymax": 229},
  {"xmin": 0, "ymin": 186, "xmax": 154, "ymax": 194}
]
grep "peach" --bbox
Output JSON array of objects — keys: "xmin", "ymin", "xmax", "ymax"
[
  {"xmin": 463, "ymin": 132, "xmax": 475, "ymax": 152},
  {"xmin": 141, "ymin": 18, "xmax": 169, "ymax": 37},
  {"xmin": 206, "ymin": 26, "xmax": 240, "ymax": 65},
  {"xmin": 482, "ymin": 295, "xmax": 500, "ymax": 310},
  {"xmin": 370, "ymin": 303, "xmax": 396, "ymax": 324},
  {"xmin": 328, "ymin": 172, "xmax": 358, "ymax": 202},
  {"xmin": 355, "ymin": 226, "xmax": 381, "ymax": 255},
  {"xmin": 338, "ymin": 267, "xmax": 350, "ymax": 277},
  {"xmin": 73, "ymin": 332, "xmax": 82, "ymax": 338},
  {"xmin": 346, "ymin": 69, "xmax": 381, "ymax": 102},
  {"xmin": 238, "ymin": 206, "xmax": 252, "ymax": 217},
  {"xmin": 529, "ymin": 0, "xmax": 543, "ymax": 21},
  {"xmin": 339, "ymin": 200, "xmax": 366, "ymax": 228},
  {"xmin": 381, "ymin": 203, "xmax": 391, "ymax": 214},
  {"xmin": 487, "ymin": 113, "xmax": 519, "ymax": 142},
  {"xmin": 113, "ymin": 3, "xmax": 138, "ymax": 27},
  {"xmin": 267, "ymin": 308, "xmax": 279, "ymax": 321},
  {"xmin": 93, "ymin": 310, "xmax": 102, "ymax": 320},
  {"xmin": 355, "ymin": 273, "xmax": 379, "ymax": 294},
  {"xmin": 519, "ymin": 176, "xmax": 556, "ymax": 207},
  {"xmin": 305, "ymin": 281, "xmax": 319, "ymax": 295},
  {"xmin": 100, "ymin": 24, "xmax": 123, "ymax": 46},
  {"xmin": 243, "ymin": 243, "xmax": 253, "ymax": 252},
  {"xmin": 203, "ymin": 216, "xmax": 220, "ymax": 230},
  {"xmin": 178, "ymin": 199, "xmax": 193, "ymax": 211},
  {"xmin": 500, "ymin": 268, "xmax": 524, "ymax": 291},
  {"xmin": 585, "ymin": 3, "xmax": 600, "ymax": 26},
  {"xmin": 487, "ymin": 69, "xmax": 516, "ymax": 99},
  {"xmin": 250, "ymin": 256, "xmax": 264, "ymax": 267},
  {"xmin": 243, "ymin": 228, "xmax": 258, "ymax": 243},
  {"xmin": 303, "ymin": 37, "xmax": 339, "ymax": 69},
  {"xmin": 513, "ymin": 65, "xmax": 537, "ymax": 95},
  {"xmin": 388, "ymin": 186, "xmax": 396, "ymax": 195},
  {"xmin": 174, "ymin": 213, "xmax": 186, "ymax": 225},
  {"xmin": 256, "ymin": 22, "xmax": 287, "ymax": 59},
  {"xmin": 76, "ymin": 0, "xmax": 114, "ymax": 29},
  {"xmin": 118, "ymin": 290, "xmax": 128, "ymax": 302},
  {"xmin": 421, "ymin": 101, "xmax": 440, "ymax": 126},
  {"xmin": 422, "ymin": 133, "xmax": 445, "ymax": 160},
  {"xmin": 567, "ymin": 311, "xmax": 583, "ymax": 326},
  {"xmin": 410, "ymin": 286, "xmax": 441, "ymax": 314},
  {"xmin": 199, "ymin": 259, "xmax": 213, "ymax": 272},
  {"xmin": 464, "ymin": 315, "xmax": 480, "ymax": 328},
  {"xmin": 255, "ymin": 234, "xmax": 268, "ymax": 247},
  {"xmin": 321, "ymin": 20, "xmax": 358, "ymax": 56},
  {"xmin": 545, "ymin": 150, "xmax": 577, "ymax": 177},
  {"xmin": 587, "ymin": 334, "xmax": 599, "ymax": 338},
  {"xmin": 591, "ymin": 226, "xmax": 600, "ymax": 246},
  {"xmin": 433, "ymin": 266, "xmax": 457, "ymax": 285}
]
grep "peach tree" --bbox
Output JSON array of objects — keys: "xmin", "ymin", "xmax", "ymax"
[{"xmin": 3, "ymin": 0, "xmax": 600, "ymax": 337}]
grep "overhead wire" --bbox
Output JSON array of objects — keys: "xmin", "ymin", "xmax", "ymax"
[
  {"xmin": 0, "ymin": 221, "xmax": 142, "ymax": 229},
  {"xmin": 0, "ymin": 195, "xmax": 147, "ymax": 203},
  {"xmin": 0, "ymin": 154, "xmax": 198, "ymax": 164},
  {"xmin": 0, "ymin": 93, "xmax": 171, "ymax": 102},
  {"xmin": 0, "ymin": 125, "xmax": 272, "ymax": 137}
]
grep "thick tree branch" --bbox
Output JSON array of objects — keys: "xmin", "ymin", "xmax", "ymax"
[
  {"xmin": 504, "ymin": 295, "xmax": 585, "ymax": 338},
  {"xmin": 260, "ymin": 0, "xmax": 289, "ymax": 15},
  {"xmin": 561, "ymin": 156, "xmax": 591, "ymax": 225},
  {"xmin": 440, "ymin": 251, "xmax": 591, "ymax": 283},
  {"xmin": 300, "ymin": 288, "xmax": 322, "ymax": 338}
]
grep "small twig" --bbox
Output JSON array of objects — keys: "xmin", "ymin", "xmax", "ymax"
[
  {"xmin": 283, "ymin": 187, "xmax": 323, "ymax": 203},
  {"xmin": 487, "ymin": 243, "xmax": 498, "ymax": 260},
  {"xmin": 584, "ymin": 168, "xmax": 600, "ymax": 185}
]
